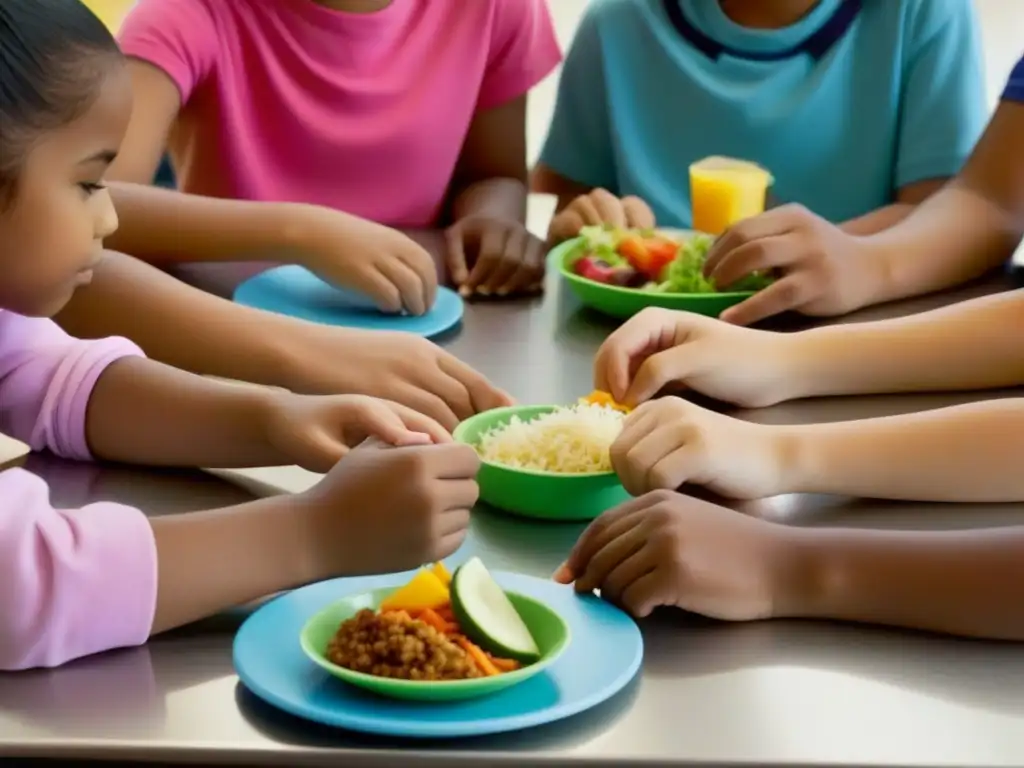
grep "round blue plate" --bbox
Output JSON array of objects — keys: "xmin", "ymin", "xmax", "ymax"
[
  {"xmin": 233, "ymin": 570, "xmax": 643, "ymax": 738},
  {"xmin": 233, "ymin": 264, "xmax": 464, "ymax": 338}
]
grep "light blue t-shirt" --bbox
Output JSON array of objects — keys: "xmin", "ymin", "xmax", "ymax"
[{"xmin": 539, "ymin": 0, "xmax": 988, "ymax": 227}]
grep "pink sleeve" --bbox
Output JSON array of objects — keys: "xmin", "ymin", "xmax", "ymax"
[
  {"xmin": 117, "ymin": 0, "xmax": 218, "ymax": 103},
  {"xmin": 0, "ymin": 468, "xmax": 157, "ymax": 671},
  {"xmin": 477, "ymin": 0, "xmax": 563, "ymax": 111},
  {"xmin": 0, "ymin": 312, "xmax": 143, "ymax": 461}
]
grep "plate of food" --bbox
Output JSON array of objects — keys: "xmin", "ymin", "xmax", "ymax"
[
  {"xmin": 233, "ymin": 558, "xmax": 643, "ymax": 738},
  {"xmin": 452, "ymin": 392, "xmax": 632, "ymax": 521},
  {"xmin": 300, "ymin": 557, "xmax": 570, "ymax": 701},
  {"xmin": 552, "ymin": 225, "xmax": 772, "ymax": 320}
]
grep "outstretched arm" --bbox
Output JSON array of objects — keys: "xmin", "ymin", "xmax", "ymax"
[{"xmin": 777, "ymin": 399, "xmax": 1024, "ymax": 503}]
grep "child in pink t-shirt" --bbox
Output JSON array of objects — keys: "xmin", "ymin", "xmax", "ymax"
[
  {"xmin": 108, "ymin": 0, "xmax": 563, "ymax": 309},
  {"xmin": 0, "ymin": 0, "xmax": 482, "ymax": 671}
]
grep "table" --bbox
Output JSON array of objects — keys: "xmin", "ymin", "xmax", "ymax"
[{"xmin": 2, "ymin": 267, "xmax": 1023, "ymax": 766}]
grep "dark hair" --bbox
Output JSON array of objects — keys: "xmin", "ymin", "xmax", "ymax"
[{"xmin": 0, "ymin": 0, "xmax": 122, "ymax": 204}]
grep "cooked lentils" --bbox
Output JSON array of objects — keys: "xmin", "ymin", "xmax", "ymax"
[{"xmin": 327, "ymin": 609, "xmax": 482, "ymax": 681}]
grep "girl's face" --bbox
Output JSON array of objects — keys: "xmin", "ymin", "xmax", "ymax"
[{"xmin": 0, "ymin": 62, "xmax": 133, "ymax": 318}]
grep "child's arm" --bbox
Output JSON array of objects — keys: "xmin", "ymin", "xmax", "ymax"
[
  {"xmin": 556, "ymin": 491, "xmax": 1024, "ymax": 640},
  {"xmin": 0, "ymin": 468, "xmax": 305, "ymax": 669},
  {"xmin": 778, "ymin": 399, "xmax": 1024, "ymax": 503},
  {"xmin": 864, "ymin": 100, "xmax": 1024, "ymax": 304},
  {"xmin": 779, "ymin": 290, "xmax": 1024, "ymax": 399}
]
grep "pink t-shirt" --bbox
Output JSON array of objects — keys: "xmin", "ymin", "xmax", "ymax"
[
  {"xmin": 0, "ymin": 312, "xmax": 156, "ymax": 670},
  {"xmin": 118, "ymin": 0, "xmax": 562, "ymax": 227}
]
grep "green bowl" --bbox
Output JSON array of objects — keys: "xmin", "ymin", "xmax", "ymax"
[
  {"xmin": 552, "ymin": 232, "xmax": 755, "ymax": 320},
  {"xmin": 453, "ymin": 405, "xmax": 630, "ymax": 521},
  {"xmin": 300, "ymin": 587, "xmax": 570, "ymax": 702}
]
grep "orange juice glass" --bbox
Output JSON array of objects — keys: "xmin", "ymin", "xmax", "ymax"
[{"xmin": 689, "ymin": 156, "xmax": 773, "ymax": 236}]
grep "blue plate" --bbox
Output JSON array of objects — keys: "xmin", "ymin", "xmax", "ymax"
[
  {"xmin": 233, "ymin": 265, "xmax": 464, "ymax": 338},
  {"xmin": 233, "ymin": 570, "xmax": 643, "ymax": 738}
]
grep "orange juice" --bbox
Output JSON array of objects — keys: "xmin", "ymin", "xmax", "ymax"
[{"xmin": 689, "ymin": 156, "xmax": 773, "ymax": 236}]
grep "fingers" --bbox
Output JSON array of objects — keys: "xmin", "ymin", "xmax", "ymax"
[
  {"xmin": 574, "ymin": 519, "xmax": 647, "ymax": 593},
  {"xmin": 587, "ymin": 188, "xmax": 629, "ymax": 228},
  {"xmin": 461, "ymin": 225, "xmax": 507, "ymax": 296},
  {"xmin": 436, "ymin": 353, "xmax": 514, "ymax": 415},
  {"xmin": 438, "ymin": 484, "xmax": 479, "ymax": 519},
  {"xmin": 438, "ymin": 505, "xmax": 473, "ymax": 536},
  {"xmin": 424, "ymin": 441, "xmax": 482, "ymax": 479},
  {"xmin": 352, "ymin": 267, "xmax": 403, "ymax": 314},
  {"xmin": 494, "ymin": 234, "xmax": 546, "ymax": 296},
  {"xmin": 380, "ymin": 258, "xmax": 429, "ymax": 317},
  {"xmin": 624, "ymin": 347, "xmax": 695, "ymax": 406},
  {"xmin": 479, "ymin": 227, "xmax": 526, "ymax": 295},
  {"xmin": 705, "ymin": 235, "xmax": 795, "ymax": 290},
  {"xmin": 621, "ymin": 196, "xmax": 656, "ymax": 230},
  {"xmin": 353, "ymin": 400, "xmax": 432, "ymax": 446},
  {"xmin": 613, "ymin": 421, "xmax": 682, "ymax": 496},
  {"xmin": 618, "ymin": 570, "xmax": 670, "ymax": 618},
  {"xmin": 444, "ymin": 226, "xmax": 471, "ymax": 287},
  {"xmin": 703, "ymin": 206, "xmax": 803, "ymax": 277},
  {"xmin": 600, "ymin": 547, "xmax": 657, "ymax": 606},
  {"xmin": 396, "ymin": 241, "xmax": 438, "ymax": 313},
  {"xmin": 384, "ymin": 401, "xmax": 453, "ymax": 444},
  {"xmin": 435, "ymin": 529, "xmax": 470, "ymax": 561},
  {"xmin": 562, "ymin": 493, "xmax": 653, "ymax": 578},
  {"xmin": 548, "ymin": 208, "xmax": 586, "ymax": 244},
  {"xmin": 392, "ymin": 384, "xmax": 462, "ymax": 431},
  {"xmin": 298, "ymin": 426, "xmax": 349, "ymax": 473},
  {"xmin": 593, "ymin": 308, "xmax": 675, "ymax": 402},
  {"xmin": 719, "ymin": 275, "xmax": 810, "ymax": 326}
]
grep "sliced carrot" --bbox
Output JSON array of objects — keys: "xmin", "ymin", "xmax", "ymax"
[
  {"xmin": 456, "ymin": 636, "xmax": 501, "ymax": 676},
  {"xmin": 434, "ymin": 605, "xmax": 456, "ymax": 623},
  {"xmin": 418, "ymin": 608, "xmax": 454, "ymax": 634},
  {"xmin": 488, "ymin": 656, "xmax": 520, "ymax": 672}
]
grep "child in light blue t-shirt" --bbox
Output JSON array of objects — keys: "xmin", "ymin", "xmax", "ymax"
[{"xmin": 534, "ymin": 0, "xmax": 988, "ymax": 325}]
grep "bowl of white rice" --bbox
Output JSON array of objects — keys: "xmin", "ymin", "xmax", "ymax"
[{"xmin": 453, "ymin": 404, "xmax": 631, "ymax": 521}]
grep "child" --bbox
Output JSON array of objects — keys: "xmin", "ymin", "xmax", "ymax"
[
  {"xmin": 555, "ymin": 58, "xmax": 1024, "ymax": 639},
  {"xmin": 534, "ymin": 0, "xmax": 988, "ymax": 325},
  {"xmin": 0, "ymin": 0, "xmax": 481, "ymax": 671},
  {"xmin": 105, "ymin": 0, "xmax": 562, "ymax": 305}
]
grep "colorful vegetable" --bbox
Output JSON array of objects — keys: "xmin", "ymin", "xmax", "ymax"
[
  {"xmin": 378, "ymin": 568, "xmax": 450, "ymax": 613},
  {"xmin": 580, "ymin": 390, "xmax": 632, "ymax": 413}
]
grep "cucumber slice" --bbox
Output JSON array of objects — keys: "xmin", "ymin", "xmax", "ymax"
[{"xmin": 450, "ymin": 557, "xmax": 540, "ymax": 663}]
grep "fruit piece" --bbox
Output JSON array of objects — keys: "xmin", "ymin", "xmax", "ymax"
[
  {"xmin": 432, "ymin": 561, "xmax": 452, "ymax": 586},
  {"xmin": 450, "ymin": 557, "xmax": 540, "ymax": 663},
  {"xmin": 689, "ymin": 156, "xmax": 773, "ymax": 236},
  {"xmin": 580, "ymin": 390, "xmax": 632, "ymax": 413},
  {"xmin": 379, "ymin": 568, "xmax": 450, "ymax": 613}
]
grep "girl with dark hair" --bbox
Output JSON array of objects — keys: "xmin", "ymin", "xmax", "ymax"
[{"xmin": 0, "ymin": 0, "xmax": 481, "ymax": 671}]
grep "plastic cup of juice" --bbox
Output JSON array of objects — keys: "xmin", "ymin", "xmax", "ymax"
[{"xmin": 689, "ymin": 156, "xmax": 774, "ymax": 236}]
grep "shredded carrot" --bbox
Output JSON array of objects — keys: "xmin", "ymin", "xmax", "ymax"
[
  {"xmin": 487, "ymin": 655, "xmax": 521, "ymax": 672},
  {"xmin": 434, "ymin": 605, "xmax": 456, "ymax": 623},
  {"xmin": 456, "ymin": 636, "xmax": 501, "ymax": 676},
  {"xmin": 418, "ymin": 608, "xmax": 458, "ymax": 634}
]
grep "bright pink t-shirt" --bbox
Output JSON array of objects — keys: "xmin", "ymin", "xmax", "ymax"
[{"xmin": 118, "ymin": 0, "xmax": 562, "ymax": 227}]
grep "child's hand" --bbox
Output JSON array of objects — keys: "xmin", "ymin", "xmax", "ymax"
[
  {"xmin": 703, "ymin": 204, "xmax": 874, "ymax": 326},
  {"xmin": 300, "ymin": 438, "xmax": 480, "ymax": 577},
  {"xmin": 548, "ymin": 189, "xmax": 655, "ymax": 244},
  {"xmin": 280, "ymin": 328, "xmax": 514, "ymax": 431},
  {"xmin": 611, "ymin": 398, "xmax": 788, "ymax": 500},
  {"xmin": 264, "ymin": 393, "xmax": 453, "ymax": 473},
  {"xmin": 593, "ymin": 307, "xmax": 798, "ymax": 408},
  {"xmin": 299, "ymin": 209, "xmax": 439, "ymax": 316},
  {"xmin": 552, "ymin": 490, "xmax": 798, "ymax": 620},
  {"xmin": 445, "ymin": 216, "xmax": 546, "ymax": 297}
]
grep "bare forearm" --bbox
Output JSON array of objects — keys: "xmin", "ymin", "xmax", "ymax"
[
  {"xmin": 839, "ymin": 203, "xmax": 914, "ymax": 236},
  {"xmin": 781, "ymin": 291, "xmax": 1024, "ymax": 399},
  {"xmin": 86, "ymin": 357, "xmax": 283, "ymax": 468},
  {"xmin": 788, "ymin": 526, "xmax": 1024, "ymax": 640},
  {"xmin": 452, "ymin": 178, "xmax": 528, "ymax": 223},
  {"xmin": 55, "ymin": 251, "xmax": 295, "ymax": 386},
  {"xmin": 781, "ymin": 399, "xmax": 1024, "ymax": 502},
  {"xmin": 106, "ymin": 183, "xmax": 312, "ymax": 266},
  {"xmin": 151, "ymin": 495, "xmax": 312, "ymax": 634}
]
